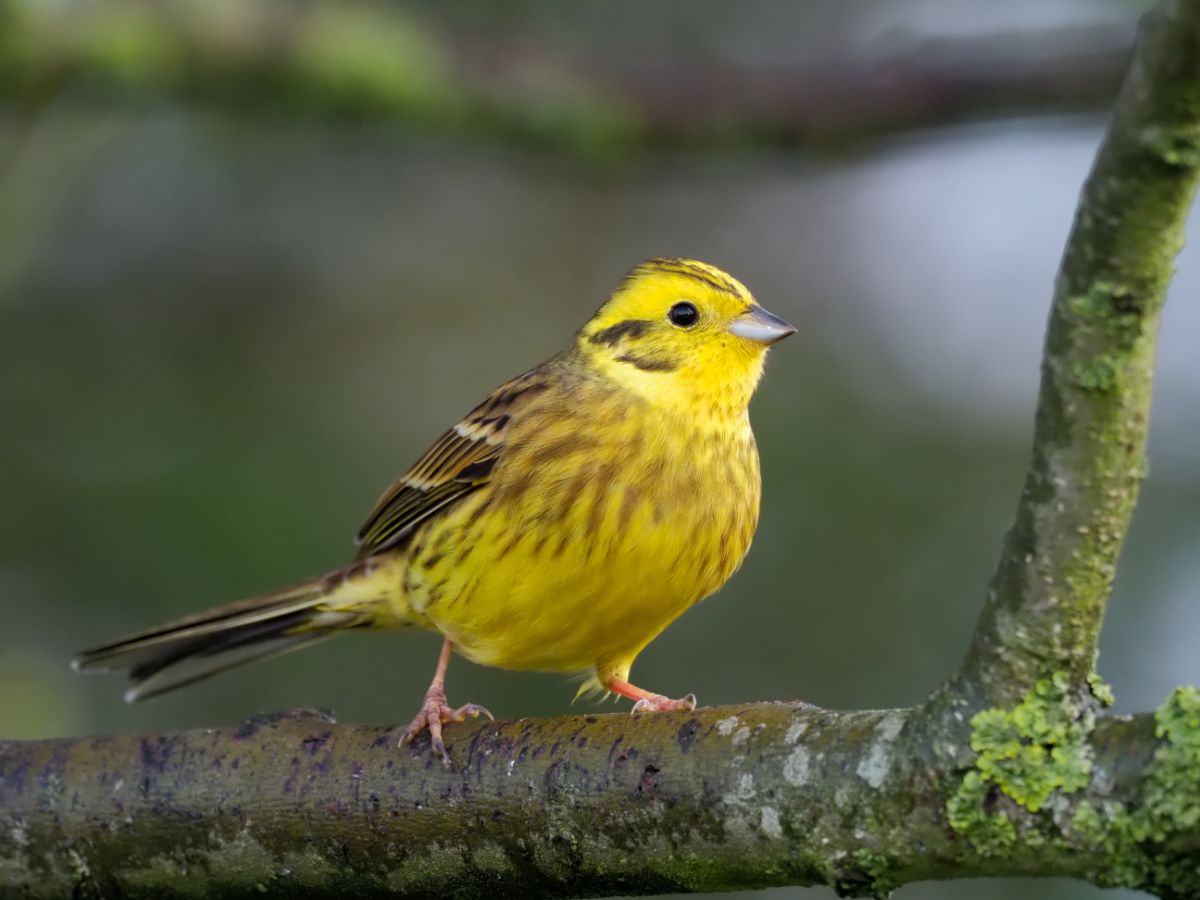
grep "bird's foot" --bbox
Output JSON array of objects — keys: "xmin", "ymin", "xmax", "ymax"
[
  {"xmin": 630, "ymin": 692, "xmax": 698, "ymax": 714},
  {"xmin": 399, "ymin": 687, "xmax": 492, "ymax": 766}
]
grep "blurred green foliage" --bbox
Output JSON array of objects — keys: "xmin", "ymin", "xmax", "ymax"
[{"xmin": 0, "ymin": 0, "xmax": 636, "ymax": 154}]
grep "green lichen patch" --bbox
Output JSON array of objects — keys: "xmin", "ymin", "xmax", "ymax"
[
  {"xmin": 1067, "ymin": 281, "xmax": 1146, "ymax": 350},
  {"xmin": 970, "ymin": 674, "xmax": 1095, "ymax": 812},
  {"xmin": 1070, "ymin": 353, "xmax": 1121, "ymax": 393},
  {"xmin": 1068, "ymin": 800, "xmax": 1144, "ymax": 888},
  {"xmin": 1086, "ymin": 674, "xmax": 1115, "ymax": 708},
  {"xmin": 1139, "ymin": 123, "xmax": 1200, "ymax": 169},
  {"xmin": 1066, "ymin": 687, "xmax": 1200, "ymax": 896},
  {"xmin": 831, "ymin": 848, "xmax": 897, "ymax": 899},
  {"xmin": 1142, "ymin": 685, "xmax": 1200, "ymax": 839},
  {"xmin": 948, "ymin": 674, "xmax": 1095, "ymax": 855},
  {"xmin": 946, "ymin": 770, "xmax": 1017, "ymax": 858},
  {"xmin": 1064, "ymin": 278, "xmax": 1151, "ymax": 394}
]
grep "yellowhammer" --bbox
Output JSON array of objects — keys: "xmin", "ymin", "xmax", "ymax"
[{"xmin": 74, "ymin": 258, "xmax": 794, "ymax": 762}]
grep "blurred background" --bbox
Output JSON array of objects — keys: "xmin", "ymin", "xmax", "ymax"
[{"xmin": 1, "ymin": 1, "xmax": 1197, "ymax": 898}]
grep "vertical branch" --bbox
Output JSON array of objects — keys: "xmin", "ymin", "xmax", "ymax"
[{"xmin": 960, "ymin": 0, "xmax": 1200, "ymax": 706}]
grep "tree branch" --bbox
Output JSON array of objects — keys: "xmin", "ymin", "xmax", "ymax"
[
  {"xmin": 1, "ymin": 699, "xmax": 1197, "ymax": 899},
  {"xmin": 0, "ymin": 0, "xmax": 1132, "ymax": 153},
  {"xmin": 959, "ymin": 0, "xmax": 1200, "ymax": 707},
  {"xmin": 3, "ymin": 0, "xmax": 1200, "ymax": 897}
]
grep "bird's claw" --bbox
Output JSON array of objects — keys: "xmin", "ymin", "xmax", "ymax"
[
  {"xmin": 630, "ymin": 692, "xmax": 697, "ymax": 714},
  {"xmin": 399, "ymin": 690, "xmax": 493, "ymax": 766}
]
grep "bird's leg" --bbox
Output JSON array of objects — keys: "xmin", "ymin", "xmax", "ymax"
[
  {"xmin": 604, "ymin": 675, "xmax": 697, "ymax": 713},
  {"xmin": 399, "ymin": 639, "xmax": 492, "ymax": 765}
]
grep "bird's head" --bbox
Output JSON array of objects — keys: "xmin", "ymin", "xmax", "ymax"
[{"xmin": 576, "ymin": 258, "xmax": 794, "ymax": 417}]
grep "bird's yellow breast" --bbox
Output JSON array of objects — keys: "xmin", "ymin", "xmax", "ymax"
[{"xmin": 397, "ymin": 367, "xmax": 761, "ymax": 678}]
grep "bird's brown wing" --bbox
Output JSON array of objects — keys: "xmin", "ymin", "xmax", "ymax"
[{"xmin": 354, "ymin": 366, "xmax": 552, "ymax": 559}]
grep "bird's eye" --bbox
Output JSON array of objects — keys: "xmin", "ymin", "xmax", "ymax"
[{"xmin": 668, "ymin": 302, "xmax": 699, "ymax": 328}]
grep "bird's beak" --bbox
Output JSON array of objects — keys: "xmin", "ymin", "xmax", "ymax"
[{"xmin": 729, "ymin": 305, "xmax": 796, "ymax": 346}]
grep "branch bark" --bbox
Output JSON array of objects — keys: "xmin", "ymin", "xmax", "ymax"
[
  {"xmin": 0, "ymin": 701, "xmax": 1195, "ymax": 899},
  {"xmin": 959, "ymin": 0, "xmax": 1200, "ymax": 707},
  {"xmin": 0, "ymin": 0, "xmax": 1132, "ymax": 153},
  {"xmin": 3, "ymin": 0, "xmax": 1200, "ymax": 897}
]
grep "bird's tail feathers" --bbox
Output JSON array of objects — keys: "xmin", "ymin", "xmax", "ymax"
[{"xmin": 73, "ymin": 564, "xmax": 392, "ymax": 702}]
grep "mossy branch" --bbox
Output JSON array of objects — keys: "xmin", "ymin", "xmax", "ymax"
[
  {"xmin": 0, "ymin": 0, "xmax": 1131, "ymax": 154},
  {"xmin": 3, "ymin": 0, "xmax": 1200, "ymax": 897},
  {"xmin": 2, "ymin": 696, "xmax": 1200, "ymax": 899},
  {"xmin": 959, "ymin": 0, "xmax": 1200, "ymax": 706}
]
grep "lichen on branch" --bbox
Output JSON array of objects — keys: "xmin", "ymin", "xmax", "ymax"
[
  {"xmin": 947, "ymin": 672, "xmax": 1107, "ymax": 861},
  {"xmin": 2, "ymin": 701, "xmax": 1200, "ymax": 899}
]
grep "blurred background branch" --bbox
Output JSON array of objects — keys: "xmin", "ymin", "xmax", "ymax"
[{"xmin": 0, "ymin": 0, "xmax": 1134, "ymax": 153}]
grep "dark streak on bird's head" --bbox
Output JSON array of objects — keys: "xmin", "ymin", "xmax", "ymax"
[
  {"xmin": 615, "ymin": 353, "xmax": 678, "ymax": 372},
  {"xmin": 589, "ymin": 319, "xmax": 652, "ymax": 347},
  {"xmin": 636, "ymin": 257, "xmax": 744, "ymax": 298}
]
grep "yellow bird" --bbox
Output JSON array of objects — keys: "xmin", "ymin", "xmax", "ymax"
[{"xmin": 73, "ymin": 258, "xmax": 794, "ymax": 761}]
